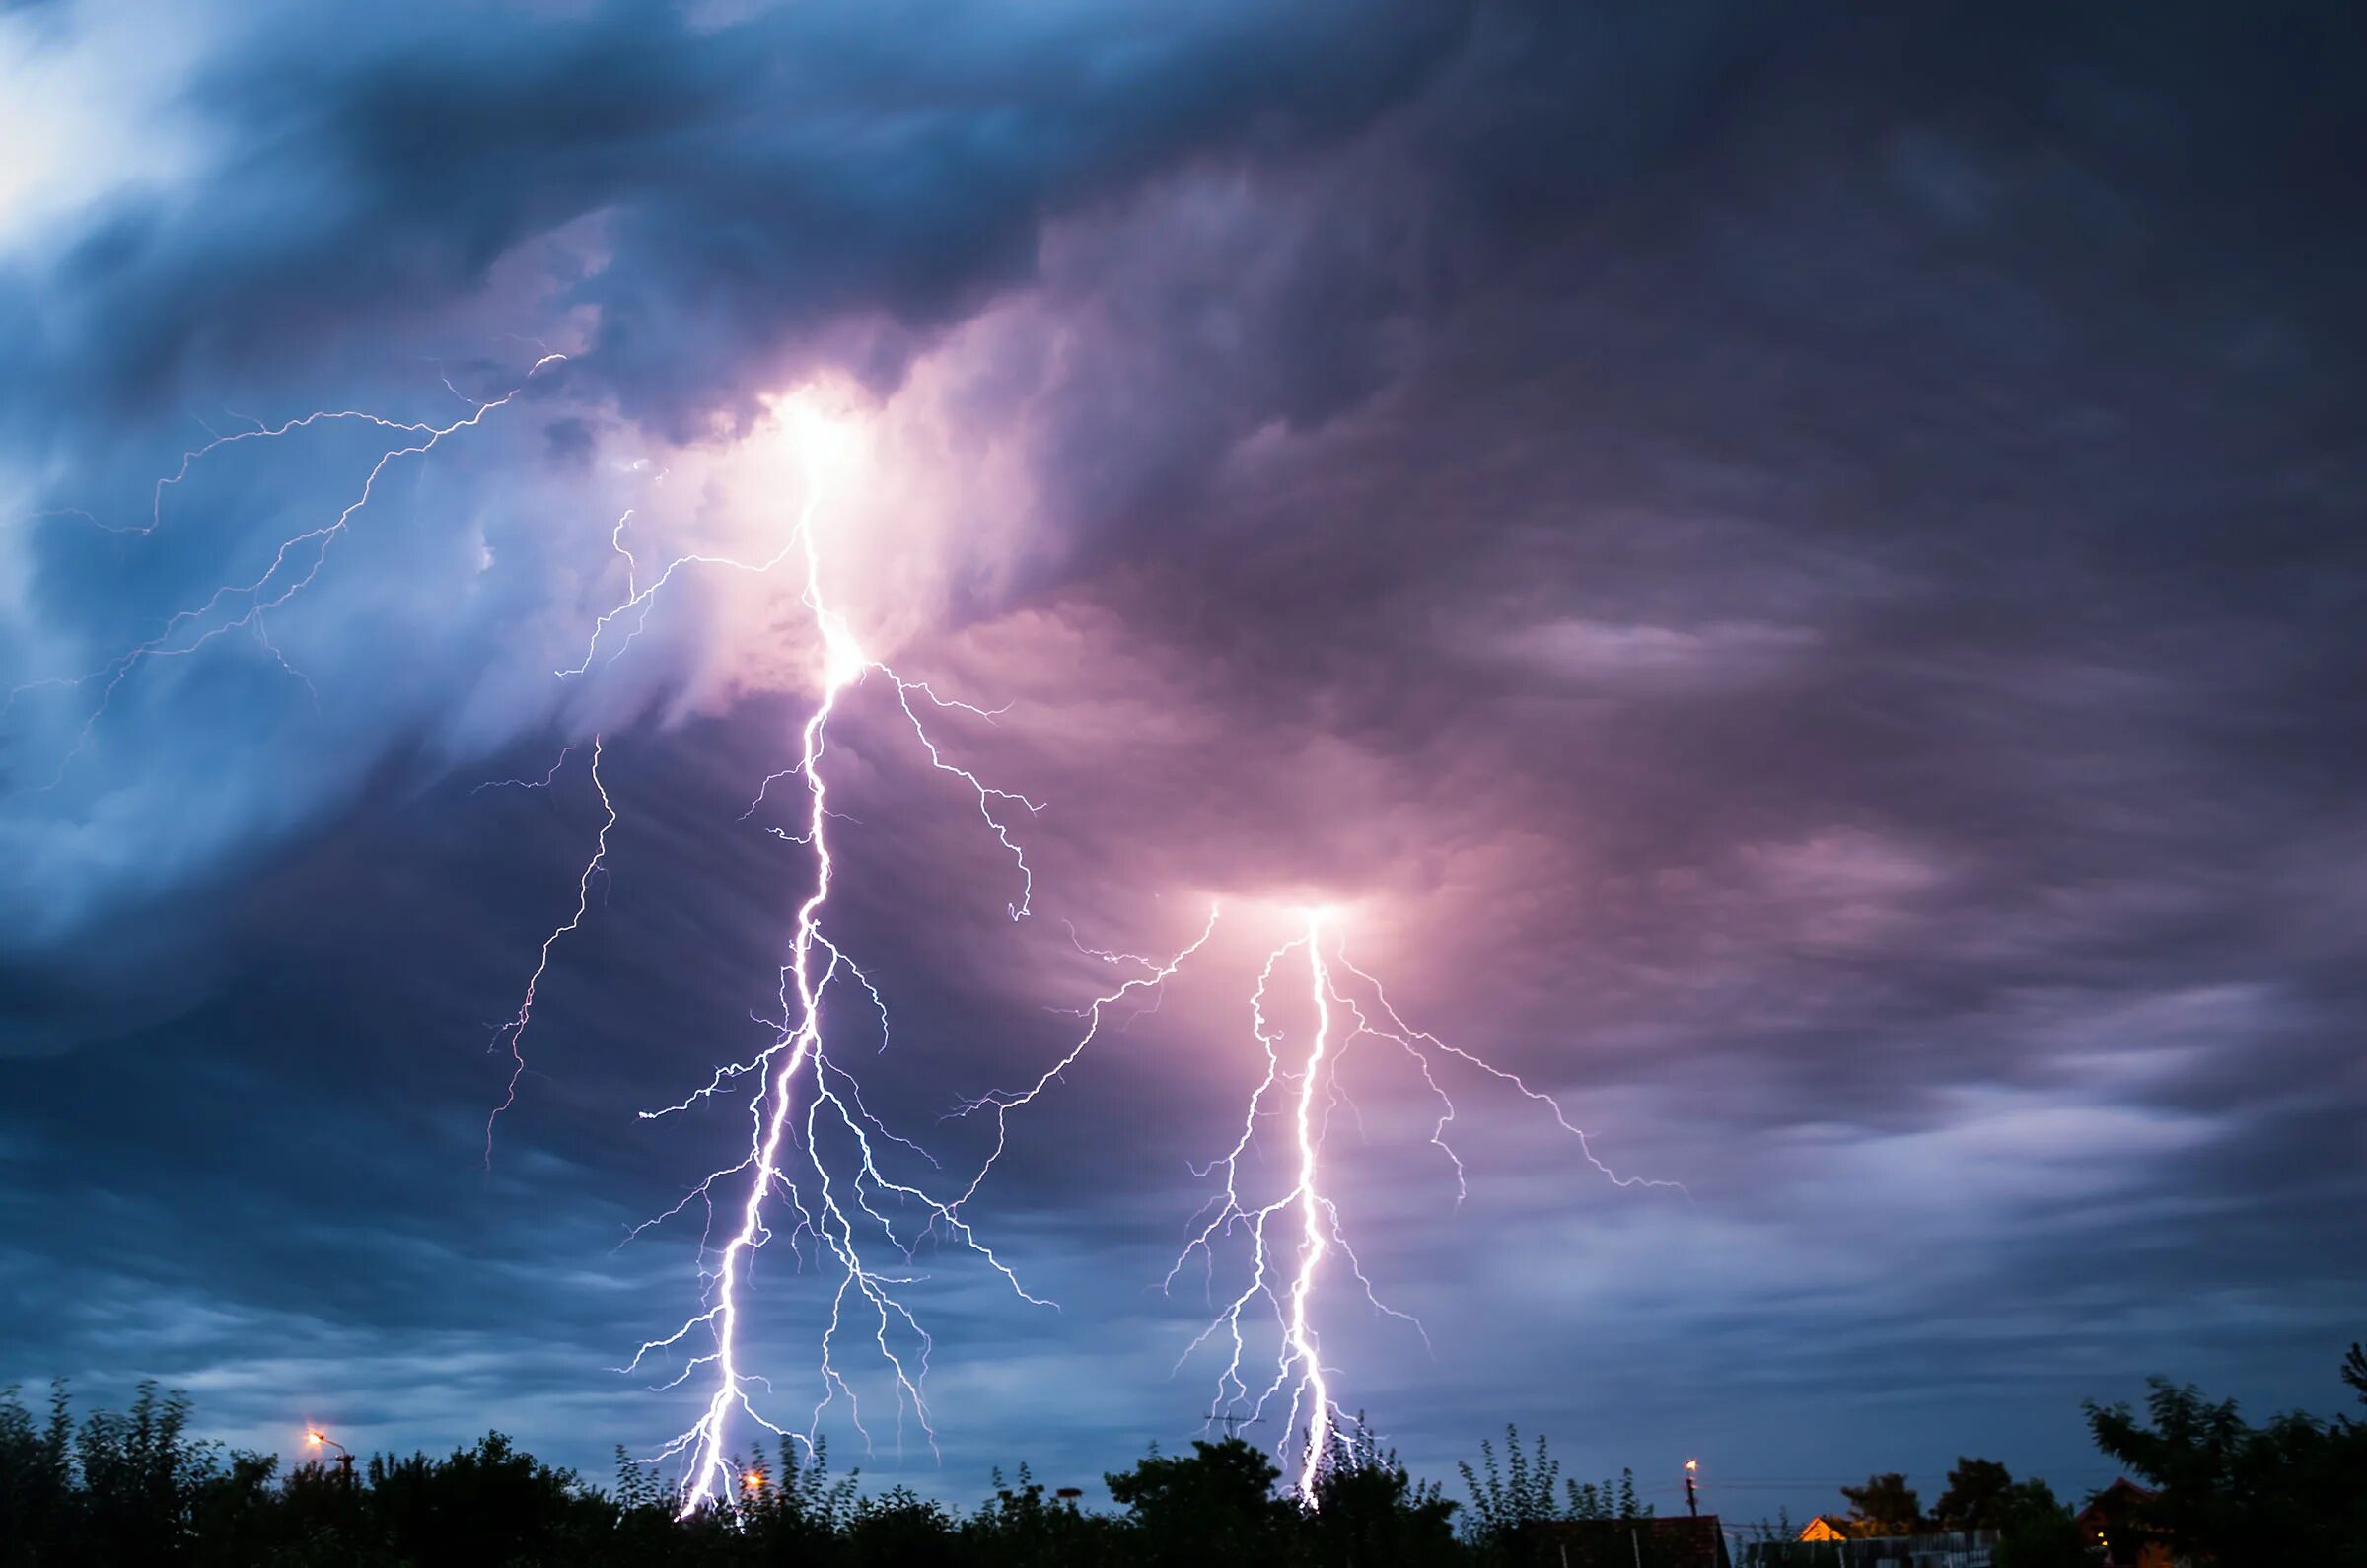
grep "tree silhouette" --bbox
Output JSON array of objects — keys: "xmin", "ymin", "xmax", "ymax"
[
  {"xmin": 1931, "ymin": 1457, "xmax": 2014, "ymax": 1532},
  {"xmin": 1984, "ymin": 1478, "xmax": 2094, "ymax": 1568},
  {"xmin": 1837, "ymin": 1471, "xmax": 1921, "ymax": 1535},
  {"xmin": 1104, "ymin": 1437, "xmax": 1287, "ymax": 1567},
  {"xmin": 1305, "ymin": 1424, "xmax": 1458, "ymax": 1566},
  {"xmin": 2085, "ymin": 1347, "xmax": 2367, "ymax": 1567},
  {"xmin": 5, "ymin": 1349, "xmax": 2357, "ymax": 1567},
  {"xmin": 1457, "ymin": 1425, "xmax": 1561, "ymax": 1540},
  {"xmin": 0, "ymin": 1380, "xmax": 77, "ymax": 1555}
]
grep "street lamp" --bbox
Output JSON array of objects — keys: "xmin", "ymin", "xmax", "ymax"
[{"xmin": 306, "ymin": 1427, "xmax": 357, "ymax": 1485}]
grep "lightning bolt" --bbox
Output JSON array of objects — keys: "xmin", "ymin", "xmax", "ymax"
[
  {"xmin": 23, "ymin": 367, "xmax": 1069, "ymax": 1511},
  {"xmin": 482, "ymin": 734, "xmax": 615, "ymax": 1163},
  {"xmin": 1156, "ymin": 912, "xmax": 1678, "ymax": 1507},
  {"xmin": 525, "ymin": 436, "xmax": 1054, "ymax": 1514},
  {"xmin": 950, "ymin": 904, "xmax": 1223, "ymax": 1206},
  {"xmin": 1164, "ymin": 916, "xmax": 1351, "ymax": 1508},
  {"xmin": 951, "ymin": 897, "xmax": 1674, "ymax": 1510},
  {"xmin": 1271, "ymin": 915, "xmax": 1341, "ymax": 1507},
  {"xmin": 23, "ymin": 356, "xmax": 1677, "ymax": 1515}
]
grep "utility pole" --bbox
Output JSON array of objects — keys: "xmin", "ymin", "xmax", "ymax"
[
  {"xmin": 306, "ymin": 1428, "xmax": 355, "ymax": 1486},
  {"xmin": 1685, "ymin": 1458, "xmax": 1699, "ymax": 1518}
]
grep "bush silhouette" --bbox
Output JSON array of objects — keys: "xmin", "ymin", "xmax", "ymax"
[{"xmin": 8, "ymin": 1348, "xmax": 2356, "ymax": 1566}]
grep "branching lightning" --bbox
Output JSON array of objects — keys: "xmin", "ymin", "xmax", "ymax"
[
  {"xmin": 3, "ymin": 357, "xmax": 566, "ymax": 783},
  {"xmin": 499, "ymin": 427, "xmax": 1060, "ymax": 1514},
  {"xmin": 1162, "ymin": 912, "xmax": 1679, "ymax": 1504},
  {"xmin": 965, "ymin": 901, "xmax": 1674, "ymax": 1508},
  {"xmin": 482, "ymin": 734, "xmax": 615, "ymax": 1162},
  {"xmin": 16, "ymin": 365, "xmax": 1071, "ymax": 1511},
  {"xmin": 950, "ymin": 905, "xmax": 1222, "ymax": 1208},
  {"xmin": 23, "ymin": 356, "xmax": 1679, "ymax": 1519}
]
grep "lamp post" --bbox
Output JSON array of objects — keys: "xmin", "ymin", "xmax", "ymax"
[
  {"xmin": 1684, "ymin": 1459, "xmax": 1698, "ymax": 1518},
  {"xmin": 306, "ymin": 1427, "xmax": 357, "ymax": 1486}
]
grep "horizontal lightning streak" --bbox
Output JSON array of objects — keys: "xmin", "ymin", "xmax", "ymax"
[
  {"xmin": 1330, "ymin": 949, "xmax": 1685, "ymax": 1197},
  {"xmin": 949, "ymin": 905, "xmax": 1223, "ymax": 1211},
  {"xmin": 4, "ymin": 355, "xmax": 567, "ymax": 784}
]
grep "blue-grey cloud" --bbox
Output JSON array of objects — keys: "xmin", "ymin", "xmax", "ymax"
[{"xmin": 3, "ymin": 0, "xmax": 2363, "ymax": 1534}]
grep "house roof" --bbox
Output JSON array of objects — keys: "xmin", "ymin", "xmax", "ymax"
[{"xmin": 2075, "ymin": 1477, "xmax": 2159, "ymax": 1523}]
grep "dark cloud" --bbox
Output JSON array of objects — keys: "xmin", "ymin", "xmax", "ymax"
[
  {"xmin": 3, "ymin": 0, "xmax": 2363, "ymax": 1532},
  {"xmin": 7, "ymin": 0, "xmax": 1471, "ymax": 442}
]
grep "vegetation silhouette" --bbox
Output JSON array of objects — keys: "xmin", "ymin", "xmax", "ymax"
[
  {"xmin": 2, "ymin": 1342, "xmax": 2359, "ymax": 1566},
  {"xmin": 2080, "ymin": 1339, "xmax": 2367, "ymax": 1565}
]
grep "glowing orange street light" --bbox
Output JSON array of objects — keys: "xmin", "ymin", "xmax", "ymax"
[
  {"xmin": 305, "ymin": 1426, "xmax": 356, "ymax": 1485},
  {"xmin": 1684, "ymin": 1459, "xmax": 1699, "ymax": 1517}
]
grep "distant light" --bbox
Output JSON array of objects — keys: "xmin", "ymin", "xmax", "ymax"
[
  {"xmin": 1686, "ymin": 1459, "xmax": 1698, "ymax": 1472},
  {"xmin": 742, "ymin": 1469, "xmax": 766, "ymax": 1493},
  {"xmin": 306, "ymin": 1431, "xmax": 324, "ymax": 1446}
]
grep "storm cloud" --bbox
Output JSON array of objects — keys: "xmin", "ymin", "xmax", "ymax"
[{"xmin": 3, "ymin": 0, "xmax": 2362, "ymax": 1530}]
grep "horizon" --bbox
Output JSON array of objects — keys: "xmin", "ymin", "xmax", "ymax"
[{"xmin": 11, "ymin": 1366, "xmax": 2307, "ymax": 1537}]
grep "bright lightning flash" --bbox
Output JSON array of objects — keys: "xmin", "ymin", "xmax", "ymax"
[
  {"xmin": 486, "ymin": 405, "xmax": 1054, "ymax": 1515},
  {"xmin": 25, "ymin": 360, "xmax": 1673, "ymax": 1519},
  {"xmin": 36, "ymin": 371, "xmax": 1074, "ymax": 1515},
  {"xmin": 959, "ymin": 898, "xmax": 1674, "ymax": 1511},
  {"xmin": 1159, "ymin": 909, "xmax": 1678, "ymax": 1508}
]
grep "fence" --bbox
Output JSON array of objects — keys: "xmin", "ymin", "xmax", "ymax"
[{"xmin": 1739, "ymin": 1530, "xmax": 1996, "ymax": 1568}]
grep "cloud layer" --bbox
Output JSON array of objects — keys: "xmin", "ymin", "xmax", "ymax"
[{"xmin": 4, "ymin": 0, "xmax": 2363, "ymax": 1529}]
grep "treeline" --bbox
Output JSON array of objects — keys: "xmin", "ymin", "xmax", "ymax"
[
  {"xmin": 1751, "ymin": 1342, "xmax": 2367, "ymax": 1567},
  {"xmin": 3, "ymin": 1342, "xmax": 2362, "ymax": 1567},
  {"xmin": 1743, "ymin": 1459, "xmax": 2094, "ymax": 1566},
  {"xmin": 0, "ymin": 1398, "xmax": 1658, "ymax": 1568},
  {"xmin": 0, "ymin": 1395, "xmax": 1462, "ymax": 1568}
]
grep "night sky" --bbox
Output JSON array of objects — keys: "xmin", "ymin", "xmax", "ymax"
[{"xmin": 4, "ymin": 0, "xmax": 2363, "ymax": 1532}]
